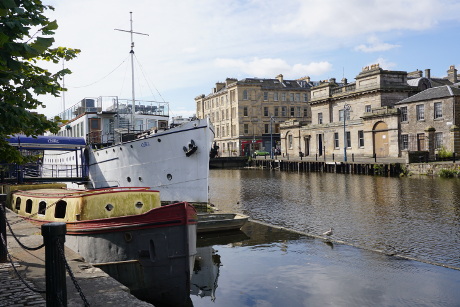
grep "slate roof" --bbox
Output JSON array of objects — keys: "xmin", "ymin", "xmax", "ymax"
[{"xmin": 395, "ymin": 85, "xmax": 460, "ymax": 105}]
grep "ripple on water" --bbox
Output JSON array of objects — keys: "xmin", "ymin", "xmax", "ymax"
[{"xmin": 210, "ymin": 169, "xmax": 460, "ymax": 269}]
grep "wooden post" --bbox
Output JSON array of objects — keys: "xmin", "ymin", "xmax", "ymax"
[{"xmin": 42, "ymin": 223, "xmax": 67, "ymax": 307}]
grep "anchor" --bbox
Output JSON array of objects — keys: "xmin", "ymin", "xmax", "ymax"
[{"xmin": 183, "ymin": 139, "xmax": 198, "ymax": 157}]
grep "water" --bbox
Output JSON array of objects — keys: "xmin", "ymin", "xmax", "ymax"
[
  {"xmin": 207, "ymin": 169, "xmax": 460, "ymax": 268},
  {"xmin": 190, "ymin": 222, "xmax": 460, "ymax": 307}
]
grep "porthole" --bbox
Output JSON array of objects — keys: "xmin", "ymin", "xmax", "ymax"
[
  {"xmin": 15, "ymin": 197, "xmax": 21, "ymax": 210},
  {"xmin": 106, "ymin": 150, "xmax": 108, "ymax": 154},
  {"xmin": 127, "ymin": 177, "xmax": 131, "ymax": 183},
  {"xmin": 105, "ymin": 204, "xmax": 114, "ymax": 211},
  {"xmin": 139, "ymin": 177, "xmax": 143, "ymax": 182},
  {"xmin": 120, "ymin": 147, "xmax": 123, "ymax": 151},
  {"xmin": 130, "ymin": 145, "xmax": 133, "ymax": 148},
  {"xmin": 113, "ymin": 148, "xmax": 116, "ymax": 152},
  {"xmin": 135, "ymin": 201, "xmax": 144, "ymax": 209},
  {"xmin": 157, "ymin": 139, "xmax": 161, "ymax": 142},
  {"xmin": 167, "ymin": 174, "xmax": 172, "ymax": 181},
  {"xmin": 124, "ymin": 232, "xmax": 133, "ymax": 242}
]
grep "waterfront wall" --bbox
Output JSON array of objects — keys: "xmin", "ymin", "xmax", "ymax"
[{"xmin": 251, "ymin": 158, "xmax": 460, "ymax": 177}]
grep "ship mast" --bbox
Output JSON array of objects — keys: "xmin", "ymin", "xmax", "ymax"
[{"xmin": 115, "ymin": 12, "xmax": 149, "ymax": 130}]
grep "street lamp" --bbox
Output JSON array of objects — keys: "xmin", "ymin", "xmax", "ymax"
[
  {"xmin": 343, "ymin": 103, "xmax": 351, "ymax": 162},
  {"xmin": 270, "ymin": 116, "xmax": 276, "ymax": 159}
]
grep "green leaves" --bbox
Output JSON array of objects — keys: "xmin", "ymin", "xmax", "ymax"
[{"xmin": 0, "ymin": 0, "xmax": 80, "ymax": 163}]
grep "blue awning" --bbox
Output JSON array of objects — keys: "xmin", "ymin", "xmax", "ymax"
[{"xmin": 7, "ymin": 135, "xmax": 86, "ymax": 150}]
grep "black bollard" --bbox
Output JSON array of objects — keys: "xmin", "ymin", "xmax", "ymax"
[
  {"xmin": 454, "ymin": 152, "xmax": 456, "ymax": 163},
  {"xmin": 42, "ymin": 223, "xmax": 67, "ymax": 307},
  {"xmin": 0, "ymin": 194, "xmax": 7, "ymax": 263}
]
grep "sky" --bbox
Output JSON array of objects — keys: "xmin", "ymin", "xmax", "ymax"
[{"xmin": 37, "ymin": 0, "xmax": 460, "ymax": 119}]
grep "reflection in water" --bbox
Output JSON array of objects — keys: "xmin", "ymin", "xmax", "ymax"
[
  {"xmin": 191, "ymin": 221, "xmax": 460, "ymax": 307},
  {"xmin": 209, "ymin": 169, "xmax": 460, "ymax": 268},
  {"xmin": 191, "ymin": 246, "xmax": 221, "ymax": 301}
]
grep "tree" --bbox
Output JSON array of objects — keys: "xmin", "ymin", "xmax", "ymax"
[{"xmin": 0, "ymin": 0, "xmax": 80, "ymax": 163}]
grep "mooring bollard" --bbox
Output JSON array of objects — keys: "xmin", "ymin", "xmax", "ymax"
[
  {"xmin": 42, "ymin": 222, "xmax": 67, "ymax": 307},
  {"xmin": 0, "ymin": 194, "xmax": 7, "ymax": 263}
]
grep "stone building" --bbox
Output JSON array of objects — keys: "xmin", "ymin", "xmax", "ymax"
[
  {"xmin": 281, "ymin": 64, "xmax": 420, "ymax": 159},
  {"xmin": 280, "ymin": 64, "xmax": 459, "ymax": 161},
  {"xmin": 395, "ymin": 82, "xmax": 460, "ymax": 159},
  {"xmin": 195, "ymin": 75, "xmax": 314, "ymax": 157}
]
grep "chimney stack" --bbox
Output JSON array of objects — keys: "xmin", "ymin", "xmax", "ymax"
[
  {"xmin": 447, "ymin": 65, "xmax": 458, "ymax": 83},
  {"xmin": 276, "ymin": 74, "xmax": 284, "ymax": 83},
  {"xmin": 425, "ymin": 69, "xmax": 431, "ymax": 79}
]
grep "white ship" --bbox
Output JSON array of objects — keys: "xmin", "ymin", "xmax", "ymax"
[
  {"xmin": 42, "ymin": 97, "xmax": 214, "ymax": 204},
  {"xmin": 41, "ymin": 13, "xmax": 214, "ymax": 204}
]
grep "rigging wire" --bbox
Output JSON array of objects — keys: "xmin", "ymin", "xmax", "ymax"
[
  {"xmin": 70, "ymin": 56, "xmax": 130, "ymax": 88},
  {"xmin": 134, "ymin": 54, "xmax": 166, "ymax": 103}
]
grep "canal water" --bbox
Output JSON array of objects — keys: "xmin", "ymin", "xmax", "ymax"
[{"xmin": 186, "ymin": 169, "xmax": 460, "ymax": 306}]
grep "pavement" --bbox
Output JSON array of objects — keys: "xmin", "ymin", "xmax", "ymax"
[{"xmin": 1, "ymin": 208, "xmax": 153, "ymax": 307}]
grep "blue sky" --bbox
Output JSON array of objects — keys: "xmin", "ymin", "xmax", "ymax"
[{"xmin": 38, "ymin": 0, "xmax": 460, "ymax": 118}]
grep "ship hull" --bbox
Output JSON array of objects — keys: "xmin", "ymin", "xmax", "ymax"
[{"xmin": 87, "ymin": 118, "xmax": 214, "ymax": 204}]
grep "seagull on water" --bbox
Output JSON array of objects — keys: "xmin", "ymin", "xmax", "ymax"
[{"xmin": 323, "ymin": 227, "xmax": 333, "ymax": 236}]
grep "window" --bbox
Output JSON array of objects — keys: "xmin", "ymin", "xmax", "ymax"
[
  {"xmin": 15, "ymin": 197, "xmax": 21, "ymax": 210},
  {"xmin": 303, "ymin": 93, "xmax": 308, "ymax": 102},
  {"xmin": 281, "ymin": 107, "xmax": 287, "ymax": 116},
  {"xmin": 288, "ymin": 134, "xmax": 293, "ymax": 149},
  {"xmin": 274, "ymin": 107, "xmax": 279, "ymax": 117},
  {"xmin": 263, "ymin": 92, "xmax": 268, "ymax": 101},
  {"xmin": 339, "ymin": 109, "xmax": 350, "ymax": 121},
  {"xmin": 244, "ymin": 124, "xmax": 249, "ymax": 134},
  {"xmin": 217, "ymin": 127, "xmax": 220, "ymax": 137},
  {"xmin": 416, "ymin": 104, "xmax": 425, "ymax": 121},
  {"xmin": 226, "ymin": 109, "xmax": 229, "ymax": 120},
  {"xmin": 290, "ymin": 93, "xmax": 294, "ymax": 101},
  {"xmin": 243, "ymin": 107, "xmax": 248, "ymax": 116},
  {"xmin": 25, "ymin": 199, "xmax": 32, "ymax": 214},
  {"xmin": 365, "ymin": 105, "xmax": 371, "ymax": 113},
  {"xmin": 400, "ymin": 106, "xmax": 408, "ymax": 122},
  {"xmin": 358, "ymin": 130, "xmax": 364, "ymax": 147},
  {"xmin": 295, "ymin": 93, "xmax": 300, "ymax": 102},
  {"xmin": 38, "ymin": 201, "xmax": 46, "ymax": 215},
  {"xmin": 435, "ymin": 132, "xmax": 443, "ymax": 149},
  {"xmin": 264, "ymin": 107, "xmax": 269, "ymax": 117},
  {"xmin": 55, "ymin": 200, "xmax": 67, "ymax": 219},
  {"xmin": 282, "ymin": 93, "xmax": 286, "ymax": 101},
  {"xmin": 401, "ymin": 134, "xmax": 409, "ymax": 150},
  {"xmin": 318, "ymin": 113, "xmax": 323, "ymax": 124},
  {"xmin": 346, "ymin": 131, "xmax": 351, "ymax": 148},
  {"xmin": 297, "ymin": 107, "xmax": 301, "ymax": 117},
  {"xmin": 434, "ymin": 102, "xmax": 442, "ymax": 119},
  {"xmin": 243, "ymin": 90, "xmax": 248, "ymax": 100},
  {"xmin": 290, "ymin": 107, "xmax": 295, "ymax": 116},
  {"xmin": 334, "ymin": 132, "xmax": 339, "ymax": 148},
  {"xmin": 264, "ymin": 124, "xmax": 269, "ymax": 133},
  {"xmin": 303, "ymin": 107, "xmax": 308, "ymax": 117},
  {"xmin": 274, "ymin": 92, "xmax": 279, "ymax": 101}
]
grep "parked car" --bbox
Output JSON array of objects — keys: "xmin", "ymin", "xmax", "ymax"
[{"xmin": 253, "ymin": 150, "xmax": 269, "ymax": 157}]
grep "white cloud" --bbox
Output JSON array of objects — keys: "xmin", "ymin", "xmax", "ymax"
[
  {"xmin": 214, "ymin": 58, "xmax": 332, "ymax": 78},
  {"xmin": 35, "ymin": 0, "xmax": 460, "ymax": 118},
  {"xmin": 355, "ymin": 36, "xmax": 400, "ymax": 53},
  {"xmin": 372, "ymin": 58, "xmax": 397, "ymax": 70},
  {"xmin": 272, "ymin": 0, "xmax": 460, "ymax": 38}
]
